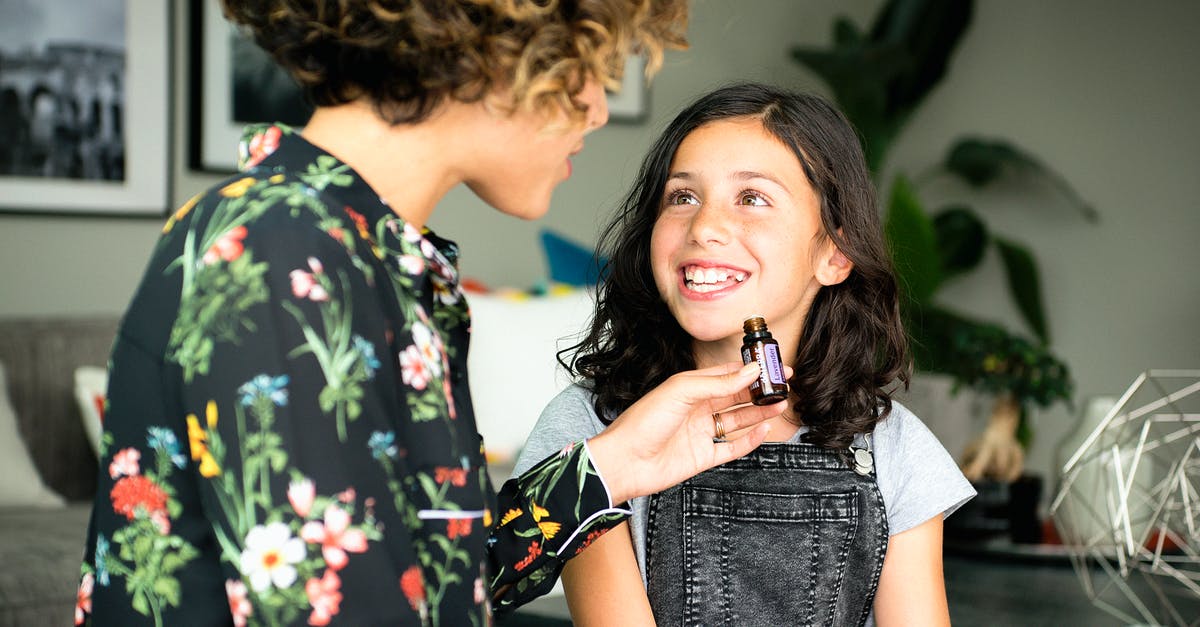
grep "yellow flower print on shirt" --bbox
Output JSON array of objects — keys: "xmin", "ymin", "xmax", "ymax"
[
  {"xmin": 531, "ymin": 503, "xmax": 560, "ymax": 540},
  {"xmin": 186, "ymin": 400, "xmax": 221, "ymax": 477},
  {"xmin": 220, "ymin": 177, "xmax": 257, "ymax": 198}
]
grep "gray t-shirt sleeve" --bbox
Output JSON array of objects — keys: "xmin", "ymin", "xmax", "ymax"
[
  {"xmin": 873, "ymin": 401, "xmax": 976, "ymax": 535},
  {"xmin": 512, "ymin": 384, "xmax": 606, "ymax": 478}
]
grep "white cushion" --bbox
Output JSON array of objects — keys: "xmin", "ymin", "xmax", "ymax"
[
  {"xmin": 466, "ymin": 288, "xmax": 595, "ymax": 462},
  {"xmin": 74, "ymin": 366, "xmax": 108, "ymax": 457},
  {"xmin": 0, "ymin": 361, "xmax": 64, "ymax": 507}
]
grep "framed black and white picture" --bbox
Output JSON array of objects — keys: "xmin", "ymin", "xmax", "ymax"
[
  {"xmin": 0, "ymin": 0, "xmax": 170, "ymax": 216},
  {"xmin": 189, "ymin": 0, "xmax": 312, "ymax": 173}
]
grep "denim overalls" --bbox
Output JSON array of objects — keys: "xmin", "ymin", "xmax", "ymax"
[{"xmin": 645, "ymin": 441, "xmax": 888, "ymax": 626}]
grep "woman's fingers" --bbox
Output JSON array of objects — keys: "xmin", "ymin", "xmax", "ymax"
[
  {"xmin": 672, "ymin": 362, "xmax": 795, "ymax": 410},
  {"xmin": 711, "ymin": 423, "xmax": 772, "ymax": 466},
  {"xmin": 710, "ymin": 399, "xmax": 788, "ymax": 435}
]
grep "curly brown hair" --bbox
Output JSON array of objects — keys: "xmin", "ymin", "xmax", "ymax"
[{"xmin": 220, "ymin": 0, "xmax": 687, "ymax": 125}]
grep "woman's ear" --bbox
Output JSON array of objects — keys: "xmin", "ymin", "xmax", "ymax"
[{"xmin": 815, "ymin": 239, "xmax": 853, "ymax": 287}]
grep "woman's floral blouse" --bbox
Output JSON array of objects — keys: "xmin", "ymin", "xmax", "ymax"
[{"xmin": 77, "ymin": 125, "xmax": 630, "ymax": 626}]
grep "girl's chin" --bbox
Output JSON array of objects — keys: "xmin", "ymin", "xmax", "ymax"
[{"xmin": 678, "ymin": 322, "xmax": 742, "ymax": 346}]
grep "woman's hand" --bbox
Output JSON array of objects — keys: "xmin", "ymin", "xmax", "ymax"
[{"xmin": 586, "ymin": 361, "xmax": 789, "ymax": 504}]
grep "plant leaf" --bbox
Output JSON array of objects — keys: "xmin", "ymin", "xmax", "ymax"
[
  {"xmin": 932, "ymin": 205, "xmax": 987, "ymax": 278},
  {"xmin": 944, "ymin": 137, "xmax": 1099, "ymax": 222},
  {"xmin": 993, "ymin": 236, "xmax": 1049, "ymax": 344},
  {"xmin": 884, "ymin": 174, "xmax": 942, "ymax": 306},
  {"xmin": 868, "ymin": 0, "xmax": 974, "ymax": 117}
]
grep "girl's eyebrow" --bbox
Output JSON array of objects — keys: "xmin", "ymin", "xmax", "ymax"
[
  {"xmin": 732, "ymin": 170, "xmax": 789, "ymax": 192},
  {"xmin": 666, "ymin": 170, "xmax": 791, "ymax": 194}
]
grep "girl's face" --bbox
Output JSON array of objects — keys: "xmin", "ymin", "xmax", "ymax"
[
  {"xmin": 650, "ymin": 117, "xmax": 844, "ymax": 364},
  {"xmin": 466, "ymin": 78, "xmax": 609, "ymax": 220}
]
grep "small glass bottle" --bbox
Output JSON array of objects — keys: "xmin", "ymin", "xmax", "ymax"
[{"xmin": 741, "ymin": 315, "xmax": 789, "ymax": 405}]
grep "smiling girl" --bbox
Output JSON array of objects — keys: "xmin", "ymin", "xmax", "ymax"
[{"xmin": 514, "ymin": 83, "xmax": 975, "ymax": 626}]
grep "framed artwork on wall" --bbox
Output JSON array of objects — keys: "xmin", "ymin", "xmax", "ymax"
[
  {"xmin": 0, "ymin": 0, "xmax": 170, "ymax": 217},
  {"xmin": 189, "ymin": 0, "xmax": 312, "ymax": 173},
  {"xmin": 607, "ymin": 56, "xmax": 649, "ymax": 122}
]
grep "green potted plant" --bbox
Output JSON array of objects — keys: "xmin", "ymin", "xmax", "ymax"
[{"xmin": 790, "ymin": 0, "xmax": 1095, "ymax": 492}]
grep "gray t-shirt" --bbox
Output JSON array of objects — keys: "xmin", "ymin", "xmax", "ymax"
[{"xmin": 513, "ymin": 384, "xmax": 976, "ymax": 593}]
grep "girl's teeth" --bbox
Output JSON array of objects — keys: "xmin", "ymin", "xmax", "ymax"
[{"xmin": 683, "ymin": 266, "xmax": 747, "ymax": 291}]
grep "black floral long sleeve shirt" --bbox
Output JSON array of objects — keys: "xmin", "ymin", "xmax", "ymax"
[{"xmin": 76, "ymin": 125, "xmax": 629, "ymax": 626}]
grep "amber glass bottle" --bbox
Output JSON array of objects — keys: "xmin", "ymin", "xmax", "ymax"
[{"xmin": 741, "ymin": 316, "xmax": 789, "ymax": 405}]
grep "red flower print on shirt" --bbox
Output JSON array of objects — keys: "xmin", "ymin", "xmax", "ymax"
[
  {"xmin": 110, "ymin": 475, "xmax": 169, "ymax": 523},
  {"xmin": 288, "ymin": 478, "xmax": 315, "ymax": 518},
  {"xmin": 443, "ymin": 377, "xmax": 457, "ymax": 420},
  {"xmin": 290, "ymin": 257, "xmax": 329, "ymax": 302},
  {"xmin": 515, "ymin": 541, "xmax": 542, "ymax": 571},
  {"xmin": 574, "ymin": 529, "xmax": 610, "ymax": 555},
  {"xmin": 244, "ymin": 125, "xmax": 282, "ymax": 169},
  {"xmin": 344, "ymin": 206, "xmax": 370, "ymax": 240},
  {"xmin": 203, "ymin": 226, "xmax": 248, "ymax": 265},
  {"xmin": 75, "ymin": 572, "xmax": 93, "ymax": 625},
  {"xmin": 400, "ymin": 565, "xmax": 427, "ymax": 614},
  {"xmin": 225, "ymin": 579, "xmax": 252, "ymax": 627},
  {"xmin": 434, "ymin": 466, "xmax": 468, "ymax": 487},
  {"xmin": 399, "ymin": 345, "xmax": 431, "ymax": 390},
  {"xmin": 108, "ymin": 447, "xmax": 140, "ymax": 479},
  {"xmin": 305, "ymin": 570, "xmax": 343, "ymax": 626},
  {"xmin": 447, "ymin": 517, "xmax": 472, "ymax": 540},
  {"xmin": 300, "ymin": 505, "xmax": 368, "ymax": 571}
]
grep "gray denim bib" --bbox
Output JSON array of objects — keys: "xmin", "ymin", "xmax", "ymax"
[{"xmin": 645, "ymin": 442, "xmax": 888, "ymax": 626}]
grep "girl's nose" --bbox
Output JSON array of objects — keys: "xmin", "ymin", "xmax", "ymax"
[{"xmin": 687, "ymin": 203, "xmax": 731, "ymax": 246}]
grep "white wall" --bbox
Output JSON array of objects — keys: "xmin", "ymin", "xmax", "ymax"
[{"xmin": 1, "ymin": 0, "xmax": 1197, "ymax": 490}]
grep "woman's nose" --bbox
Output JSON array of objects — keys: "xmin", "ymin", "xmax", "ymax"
[{"xmin": 581, "ymin": 78, "xmax": 609, "ymax": 132}]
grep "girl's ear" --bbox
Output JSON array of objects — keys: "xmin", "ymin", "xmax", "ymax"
[{"xmin": 815, "ymin": 238, "xmax": 854, "ymax": 287}]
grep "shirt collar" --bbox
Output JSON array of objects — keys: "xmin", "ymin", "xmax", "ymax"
[{"xmin": 237, "ymin": 123, "xmax": 462, "ymax": 287}]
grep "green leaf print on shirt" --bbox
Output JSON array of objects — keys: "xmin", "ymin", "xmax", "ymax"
[
  {"xmin": 191, "ymin": 376, "xmax": 380, "ymax": 625},
  {"xmin": 166, "ymin": 177, "xmax": 275, "ymax": 382},
  {"xmin": 91, "ymin": 428, "xmax": 198, "ymax": 626},
  {"xmin": 281, "ymin": 265, "xmax": 380, "ymax": 442}
]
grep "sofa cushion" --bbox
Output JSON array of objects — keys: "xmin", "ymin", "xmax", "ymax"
[
  {"xmin": 0, "ymin": 504, "xmax": 90, "ymax": 625},
  {"xmin": 0, "ymin": 361, "xmax": 63, "ymax": 508},
  {"xmin": 73, "ymin": 366, "xmax": 108, "ymax": 458}
]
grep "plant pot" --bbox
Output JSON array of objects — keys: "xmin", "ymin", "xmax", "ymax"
[{"xmin": 945, "ymin": 474, "xmax": 1044, "ymax": 545}]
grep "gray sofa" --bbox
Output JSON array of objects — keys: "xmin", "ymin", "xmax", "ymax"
[{"xmin": 0, "ymin": 317, "xmax": 117, "ymax": 627}]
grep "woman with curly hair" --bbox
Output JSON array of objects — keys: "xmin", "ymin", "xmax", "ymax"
[
  {"xmin": 76, "ymin": 3, "xmax": 793, "ymax": 625},
  {"xmin": 515, "ymin": 83, "xmax": 975, "ymax": 625}
]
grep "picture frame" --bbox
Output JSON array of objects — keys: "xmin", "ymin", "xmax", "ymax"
[
  {"xmin": 189, "ymin": 0, "xmax": 312, "ymax": 173},
  {"xmin": 0, "ymin": 0, "xmax": 171, "ymax": 217},
  {"xmin": 607, "ymin": 56, "xmax": 649, "ymax": 122}
]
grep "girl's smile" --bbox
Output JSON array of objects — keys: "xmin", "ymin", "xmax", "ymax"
[{"xmin": 677, "ymin": 261, "xmax": 749, "ymax": 297}]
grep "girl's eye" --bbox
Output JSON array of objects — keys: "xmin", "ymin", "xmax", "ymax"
[
  {"xmin": 666, "ymin": 190, "xmax": 700, "ymax": 206},
  {"xmin": 738, "ymin": 191, "xmax": 769, "ymax": 206}
]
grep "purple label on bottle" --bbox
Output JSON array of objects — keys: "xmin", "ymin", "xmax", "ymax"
[{"xmin": 764, "ymin": 344, "xmax": 785, "ymax": 384}]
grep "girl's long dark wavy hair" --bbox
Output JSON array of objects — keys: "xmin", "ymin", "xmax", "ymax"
[{"xmin": 563, "ymin": 82, "xmax": 911, "ymax": 450}]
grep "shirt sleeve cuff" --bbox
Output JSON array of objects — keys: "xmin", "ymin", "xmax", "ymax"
[{"xmin": 581, "ymin": 438, "xmax": 615, "ymax": 508}]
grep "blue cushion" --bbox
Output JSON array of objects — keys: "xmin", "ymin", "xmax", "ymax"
[{"xmin": 539, "ymin": 229, "xmax": 608, "ymax": 287}]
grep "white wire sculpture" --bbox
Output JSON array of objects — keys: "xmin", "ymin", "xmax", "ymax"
[{"xmin": 1050, "ymin": 370, "xmax": 1200, "ymax": 626}]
